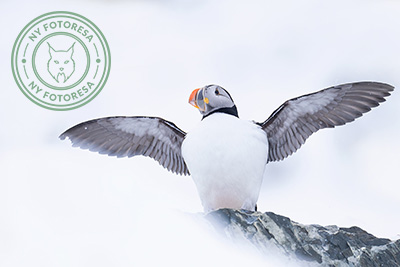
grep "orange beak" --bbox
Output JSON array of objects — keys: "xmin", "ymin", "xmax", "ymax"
[{"xmin": 189, "ymin": 88, "xmax": 200, "ymax": 109}]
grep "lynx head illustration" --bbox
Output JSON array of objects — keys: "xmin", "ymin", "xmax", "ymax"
[{"xmin": 47, "ymin": 42, "xmax": 76, "ymax": 83}]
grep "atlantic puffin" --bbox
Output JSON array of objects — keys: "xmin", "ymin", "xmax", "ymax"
[{"xmin": 60, "ymin": 82, "xmax": 394, "ymax": 212}]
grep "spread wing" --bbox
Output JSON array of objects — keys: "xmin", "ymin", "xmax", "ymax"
[
  {"xmin": 258, "ymin": 82, "xmax": 394, "ymax": 162},
  {"xmin": 59, "ymin": 116, "xmax": 190, "ymax": 175}
]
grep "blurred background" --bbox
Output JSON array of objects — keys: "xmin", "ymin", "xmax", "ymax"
[{"xmin": 1, "ymin": 0, "xmax": 399, "ymax": 266}]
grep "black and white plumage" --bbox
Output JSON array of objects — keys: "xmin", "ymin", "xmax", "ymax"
[
  {"xmin": 60, "ymin": 82, "xmax": 394, "ymax": 212},
  {"xmin": 259, "ymin": 82, "xmax": 394, "ymax": 162},
  {"xmin": 60, "ymin": 116, "xmax": 189, "ymax": 175}
]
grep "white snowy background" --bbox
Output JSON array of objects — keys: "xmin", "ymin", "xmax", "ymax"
[{"xmin": 1, "ymin": 0, "xmax": 399, "ymax": 266}]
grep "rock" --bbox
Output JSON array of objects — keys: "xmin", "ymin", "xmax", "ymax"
[{"xmin": 205, "ymin": 209, "xmax": 400, "ymax": 266}]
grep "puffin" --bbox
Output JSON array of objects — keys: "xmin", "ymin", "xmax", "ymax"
[{"xmin": 60, "ymin": 82, "xmax": 394, "ymax": 212}]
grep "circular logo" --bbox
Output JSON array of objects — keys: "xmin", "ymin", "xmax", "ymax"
[{"xmin": 12, "ymin": 11, "xmax": 111, "ymax": 111}]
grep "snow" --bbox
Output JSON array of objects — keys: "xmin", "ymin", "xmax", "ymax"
[{"xmin": 1, "ymin": 0, "xmax": 400, "ymax": 266}]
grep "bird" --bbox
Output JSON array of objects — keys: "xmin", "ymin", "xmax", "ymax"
[{"xmin": 60, "ymin": 82, "xmax": 394, "ymax": 212}]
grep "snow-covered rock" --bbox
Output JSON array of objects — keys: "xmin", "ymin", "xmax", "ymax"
[{"xmin": 205, "ymin": 209, "xmax": 400, "ymax": 266}]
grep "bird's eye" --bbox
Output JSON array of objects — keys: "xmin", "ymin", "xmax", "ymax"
[
  {"xmin": 54, "ymin": 60, "xmax": 59, "ymax": 64},
  {"xmin": 215, "ymin": 89, "xmax": 220, "ymax": 95}
]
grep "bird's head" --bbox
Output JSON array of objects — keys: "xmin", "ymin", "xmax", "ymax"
[{"xmin": 188, "ymin": 85, "xmax": 238, "ymax": 118}]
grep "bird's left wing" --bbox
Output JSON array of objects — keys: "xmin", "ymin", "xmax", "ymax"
[
  {"xmin": 59, "ymin": 116, "xmax": 190, "ymax": 175},
  {"xmin": 257, "ymin": 82, "xmax": 394, "ymax": 162}
]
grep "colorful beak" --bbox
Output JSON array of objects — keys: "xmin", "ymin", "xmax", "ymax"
[
  {"xmin": 189, "ymin": 88, "xmax": 200, "ymax": 109},
  {"xmin": 189, "ymin": 88, "xmax": 209, "ymax": 111}
]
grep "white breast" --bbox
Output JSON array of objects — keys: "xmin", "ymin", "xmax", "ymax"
[{"xmin": 181, "ymin": 113, "xmax": 269, "ymax": 212}]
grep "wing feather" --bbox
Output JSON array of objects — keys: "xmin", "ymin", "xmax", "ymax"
[
  {"xmin": 60, "ymin": 116, "xmax": 190, "ymax": 175},
  {"xmin": 258, "ymin": 82, "xmax": 394, "ymax": 162}
]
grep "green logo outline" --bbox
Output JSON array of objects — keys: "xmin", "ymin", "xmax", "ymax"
[
  {"xmin": 11, "ymin": 11, "xmax": 111, "ymax": 111},
  {"xmin": 32, "ymin": 32, "xmax": 91, "ymax": 91}
]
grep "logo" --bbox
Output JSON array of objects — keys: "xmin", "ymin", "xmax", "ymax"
[{"xmin": 11, "ymin": 11, "xmax": 111, "ymax": 111}]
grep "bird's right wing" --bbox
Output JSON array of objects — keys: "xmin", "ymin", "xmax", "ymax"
[
  {"xmin": 257, "ymin": 82, "xmax": 394, "ymax": 162},
  {"xmin": 59, "ymin": 116, "xmax": 190, "ymax": 175}
]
